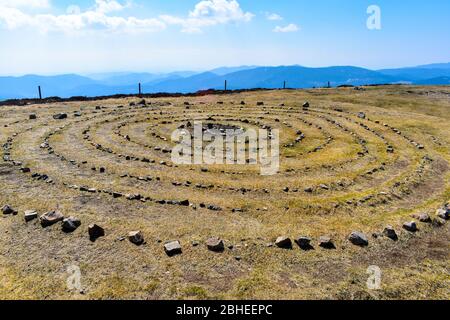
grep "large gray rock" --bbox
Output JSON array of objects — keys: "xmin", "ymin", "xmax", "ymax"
[
  {"xmin": 2, "ymin": 204, "xmax": 17, "ymax": 215},
  {"xmin": 53, "ymin": 113, "xmax": 67, "ymax": 120},
  {"xmin": 275, "ymin": 236, "xmax": 292, "ymax": 249},
  {"xmin": 24, "ymin": 210, "xmax": 38, "ymax": 222},
  {"xmin": 436, "ymin": 207, "xmax": 449, "ymax": 220},
  {"xmin": 319, "ymin": 236, "xmax": 336, "ymax": 249},
  {"xmin": 62, "ymin": 217, "xmax": 81, "ymax": 233},
  {"xmin": 164, "ymin": 241, "xmax": 182, "ymax": 256},
  {"xmin": 417, "ymin": 213, "xmax": 431, "ymax": 223},
  {"xmin": 128, "ymin": 231, "xmax": 144, "ymax": 245},
  {"xmin": 403, "ymin": 221, "xmax": 418, "ymax": 232},
  {"xmin": 40, "ymin": 211, "xmax": 64, "ymax": 227},
  {"xmin": 206, "ymin": 237, "xmax": 224, "ymax": 252},
  {"xmin": 295, "ymin": 236, "xmax": 313, "ymax": 250},
  {"xmin": 348, "ymin": 231, "xmax": 368, "ymax": 246},
  {"xmin": 88, "ymin": 224, "xmax": 105, "ymax": 241},
  {"xmin": 382, "ymin": 226, "xmax": 398, "ymax": 240}
]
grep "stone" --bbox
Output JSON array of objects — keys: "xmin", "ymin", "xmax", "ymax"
[
  {"xmin": 62, "ymin": 217, "xmax": 81, "ymax": 233},
  {"xmin": 88, "ymin": 224, "xmax": 105, "ymax": 241},
  {"xmin": 403, "ymin": 221, "xmax": 418, "ymax": 232},
  {"xmin": 432, "ymin": 218, "xmax": 446, "ymax": 228},
  {"xmin": 29, "ymin": 114, "xmax": 37, "ymax": 120},
  {"xmin": 382, "ymin": 226, "xmax": 398, "ymax": 240},
  {"xmin": 24, "ymin": 210, "xmax": 38, "ymax": 222},
  {"xmin": 294, "ymin": 236, "xmax": 312, "ymax": 250},
  {"xmin": 348, "ymin": 231, "xmax": 369, "ymax": 246},
  {"xmin": 128, "ymin": 231, "xmax": 144, "ymax": 245},
  {"xmin": 192, "ymin": 241, "xmax": 199, "ymax": 247},
  {"xmin": 164, "ymin": 241, "xmax": 182, "ymax": 256},
  {"xmin": 436, "ymin": 207, "xmax": 449, "ymax": 220},
  {"xmin": 178, "ymin": 199, "xmax": 190, "ymax": 206},
  {"xmin": 40, "ymin": 210, "xmax": 64, "ymax": 227},
  {"xmin": 2, "ymin": 204, "xmax": 17, "ymax": 215},
  {"xmin": 206, "ymin": 237, "xmax": 224, "ymax": 252},
  {"xmin": 256, "ymin": 102, "xmax": 264, "ymax": 106},
  {"xmin": 303, "ymin": 102, "xmax": 310, "ymax": 109},
  {"xmin": 357, "ymin": 112, "xmax": 366, "ymax": 119},
  {"xmin": 275, "ymin": 236, "xmax": 292, "ymax": 249},
  {"xmin": 417, "ymin": 213, "xmax": 431, "ymax": 223},
  {"xmin": 53, "ymin": 113, "xmax": 68, "ymax": 120},
  {"xmin": 319, "ymin": 236, "xmax": 336, "ymax": 249}
]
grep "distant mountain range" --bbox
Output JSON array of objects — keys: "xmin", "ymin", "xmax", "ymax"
[{"xmin": 1, "ymin": 63, "xmax": 449, "ymax": 100}]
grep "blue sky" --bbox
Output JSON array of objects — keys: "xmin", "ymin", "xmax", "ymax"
[{"xmin": 0, "ymin": 0, "xmax": 449, "ymax": 75}]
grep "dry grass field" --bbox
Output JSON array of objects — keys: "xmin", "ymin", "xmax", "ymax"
[{"xmin": 0, "ymin": 85, "xmax": 449, "ymax": 300}]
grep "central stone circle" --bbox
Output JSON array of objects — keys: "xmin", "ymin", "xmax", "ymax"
[{"xmin": 179, "ymin": 121, "xmax": 245, "ymax": 137}]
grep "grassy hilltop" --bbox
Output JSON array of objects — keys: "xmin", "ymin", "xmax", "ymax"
[{"xmin": 0, "ymin": 85, "xmax": 449, "ymax": 300}]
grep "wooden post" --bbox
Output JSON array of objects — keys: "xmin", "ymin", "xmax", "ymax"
[
  {"xmin": 283, "ymin": 81, "xmax": 286, "ymax": 89},
  {"xmin": 327, "ymin": 81, "xmax": 331, "ymax": 88},
  {"xmin": 38, "ymin": 86, "xmax": 42, "ymax": 100},
  {"xmin": 138, "ymin": 83, "xmax": 142, "ymax": 96},
  {"xmin": 224, "ymin": 80, "xmax": 227, "ymax": 91}
]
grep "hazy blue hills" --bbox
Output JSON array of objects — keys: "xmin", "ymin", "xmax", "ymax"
[
  {"xmin": 416, "ymin": 63, "xmax": 450, "ymax": 69},
  {"xmin": 0, "ymin": 74, "xmax": 95, "ymax": 99},
  {"xmin": 1, "ymin": 63, "xmax": 449, "ymax": 100},
  {"xmin": 209, "ymin": 66, "xmax": 259, "ymax": 76},
  {"xmin": 378, "ymin": 63, "xmax": 450, "ymax": 81},
  {"xmin": 415, "ymin": 76, "xmax": 450, "ymax": 85}
]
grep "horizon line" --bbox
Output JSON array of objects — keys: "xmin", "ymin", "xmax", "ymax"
[{"xmin": 2, "ymin": 62, "xmax": 449, "ymax": 78}]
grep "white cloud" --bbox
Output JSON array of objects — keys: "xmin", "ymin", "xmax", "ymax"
[
  {"xmin": 162, "ymin": 0, "xmax": 254, "ymax": 33},
  {"xmin": 266, "ymin": 13, "xmax": 283, "ymax": 21},
  {"xmin": 94, "ymin": 0, "xmax": 127, "ymax": 14},
  {"xmin": 0, "ymin": 0, "xmax": 165, "ymax": 33},
  {"xmin": 273, "ymin": 23, "xmax": 299, "ymax": 33},
  {"xmin": 66, "ymin": 5, "xmax": 81, "ymax": 15},
  {"xmin": 0, "ymin": 0, "xmax": 253, "ymax": 34},
  {"xmin": 0, "ymin": 0, "xmax": 50, "ymax": 8}
]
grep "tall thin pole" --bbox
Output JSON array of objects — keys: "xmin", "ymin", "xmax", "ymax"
[
  {"xmin": 138, "ymin": 83, "xmax": 142, "ymax": 96},
  {"xmin": 283, "ymin": 81, "xmax": 286, "ymax": 89},
  {"xmin": 224, "ymin": 80, "xmax": 227, "ymax": 91},
  {"xmin": 38, "ymin": 86, "xmax": 42, "ymax": 100}
]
